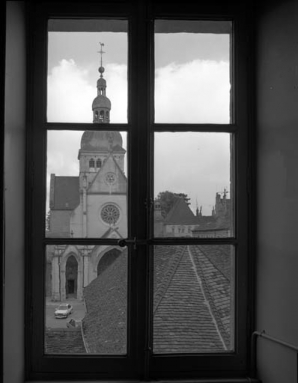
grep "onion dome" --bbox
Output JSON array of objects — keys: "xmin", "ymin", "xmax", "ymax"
[
  {"xmin": 80, "ymin": 131, "xmax": 123, "ymax": 152},
  {"xmin": 92, "ymin": 95, "xmax": 111, "ymax": 110}
]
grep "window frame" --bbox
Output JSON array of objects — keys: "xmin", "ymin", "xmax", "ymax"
[{"xmin": 26, "ymin": 1, "xmax": 254, "ymax": 380}]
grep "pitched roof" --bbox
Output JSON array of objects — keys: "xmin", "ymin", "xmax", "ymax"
[
  {"xmin": 45, "ymin": 328, "xmax": 86, "ymax": 354},
  {"xmin": 50, "ymin": 176, "xmax": 80, "ymax": 210},
  {"xmin": 83, "ymin": 249, "xmax": 127, "ymax": 354},
  {"xmin": 153, "ymin": 245, "xmax": 230, "ymax": 353},
  {"xmin": 164, "ymin": 198, "xmax": 197, "ymax": 225},
  {"xmin": 192, "ymin": 215, "xmax": 231, "ymax": 232},
  {"xmin": 82, "ymin": 245, "xmax": 232, "ymax": 354},
  {"xmin": 189, "ymin": 245, "xmax": 231, "ymax": 349}
]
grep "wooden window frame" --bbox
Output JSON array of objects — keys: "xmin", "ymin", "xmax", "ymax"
[{"xmin": 26, "ymin": 1, "xmax": 254, "ymax": 381}]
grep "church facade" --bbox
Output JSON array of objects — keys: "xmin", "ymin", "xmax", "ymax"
[{"xmin": 46, "ymin": 62, "xmax": 127, "ymax": 301}]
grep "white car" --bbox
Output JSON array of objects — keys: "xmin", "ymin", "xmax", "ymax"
[{"xmin": 54, "ymin": 303, "xmax": 73, "ymax": 319}]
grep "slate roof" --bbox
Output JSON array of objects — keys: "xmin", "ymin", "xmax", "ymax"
[
  {"xmin": 50, "ymin": 176, "xmax": 80, "ymax": 210},
  {"xmin": 164, "ymin": 198, "xmax": 198, "ymax": 225},
  {"xmin": 82, "ymin": 244, "xmax": 232, "ymax": 354},
  {"xmin": 153, "ymin": 245, "xmax": 231, "ymax": 353},
  {"xmin": 193, "ymin": 215, "xmax": 231, "ymax": 231},
  {"xmin": 82, "ymin": 249, "xmax": 127, "ymax": 354},
  {"xmin": 45, "ymin": 328, "xmax": 86, "ymax": 354}
]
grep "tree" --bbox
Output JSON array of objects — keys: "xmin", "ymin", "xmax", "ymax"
[
  {"xmin": 156, "ymin": 191, "xmax": 190, "ymax": 217},
  {"xmin": 46, "ymin": 210, "xmax": 51, "ymax": 231}
]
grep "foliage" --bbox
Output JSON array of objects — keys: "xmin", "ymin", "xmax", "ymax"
[{"xmin": 46, "ymin": 210, "xmax": 51, "ymax": 231}]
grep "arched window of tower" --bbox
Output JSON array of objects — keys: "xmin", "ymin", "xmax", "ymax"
[
  {"xmin": 89, "ymin": 158, "xmax": 95, "ymax": 170},
  {"xmin": 99, "ymin": 110, "xmax": 104, "ymax": 121},
  {"xmin": 96, "ymin": 158, "xmax": 102, "ymax": 169}
]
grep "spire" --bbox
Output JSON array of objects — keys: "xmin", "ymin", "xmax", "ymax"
[
  {"xmin": 92, "ymin": 42, "xmax": 111, "ymax": 123},
  {"xmin": 98, "ymin": 42, "xmax": 105, "ymax": 79}
]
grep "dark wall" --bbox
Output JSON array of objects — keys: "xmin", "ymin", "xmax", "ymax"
[
  {"xmin": 256, "ymin": 0, "xmax": 298, "ymax": 382},
  {"xmin": 4, "ymin": 2, "xmax": 26, "ymax": 382}
]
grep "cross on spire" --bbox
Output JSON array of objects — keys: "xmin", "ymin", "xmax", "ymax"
[{"xmin": 98, "ymin": 42, "xmax": 105, "ymax": 77}]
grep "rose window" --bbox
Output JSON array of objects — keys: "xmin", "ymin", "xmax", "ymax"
[
  {"xmin": 105, "ymin": 172, "xmax": 116, "ymax": 184},
  {"xmin": 101, "ymin": 204, "xmax": 120, "ymax": 225}
]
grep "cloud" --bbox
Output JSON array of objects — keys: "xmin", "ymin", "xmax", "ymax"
[
  {"xmin": 48, "ymin": 59, "xmax": 127, "ymax": 123},
  {"xmin": 48, "ymin": 59, "xmax": 94, "ymax": 122},
  {"xmin": 155, "ymin": 60, "xmax": 230, "ymax": 123}
]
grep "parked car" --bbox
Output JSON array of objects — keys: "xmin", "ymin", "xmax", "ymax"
[
  {"xmin": 54, "ymin": 303, "xmax": 73, "ymax": 319},
  {"xmin": 66, "ymin": 318, "xmax": 81, "ymax": 328}
]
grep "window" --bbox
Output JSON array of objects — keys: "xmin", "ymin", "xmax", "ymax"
[
  {"xmin": 27, "ymin": 2, "xmax": 252, "ymax": 380},
  {"xmin": 96, "ymin": 158, "xmax": 102, "ymax": 168}
]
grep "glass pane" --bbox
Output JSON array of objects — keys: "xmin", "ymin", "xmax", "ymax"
[
  {"xmin": 155, "ymin": 20, "xmax": 231, "ymax": 123},
  {"xmin": 153, "ymin": 245, "xmax": 234, "ymax": 353},
  {"xmin": 45, "ymin": 244, "xmax": 127, "ymax": 354},
  {"xmin": 48, "ymin": 19, "xmax": 128, "ymax": 123},
  {"xmin": 46, "ymin": 131, "xmax": 128, "ymax": 238},
  {"xmin": 154, "ymin": 132, "xmax": 233, "ymax": 237}
]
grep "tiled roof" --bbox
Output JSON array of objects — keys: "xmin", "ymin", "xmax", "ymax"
[
  {"xmin": 83, "ymin": 249, "xmax": 127, "ymax": 354},
  {"xmin": 82, "ymin": 245, "xmax": 232, "ymax": 354},
  {"xmin": 50, "ymin": 176, "xmax": 80, "ymax": 210},
  {"xmin": 164, "ymin": 198, "xmax": 198, "ymax": 225},
  {"xmin": 45, "ymin": 328, "xmax": 86, "ymax": 354},
  {"xmin": 153, "ymin": 245, "xmax": 230, "ymax": 353},
  {"xmin": 190, "ymin": 245, "xmax": 231, "ymax": 349},
  {"xmin": 192, "ymin": 215, "xmax": 231, "ymax": 232}
]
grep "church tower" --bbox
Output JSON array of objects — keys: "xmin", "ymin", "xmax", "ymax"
[
  {"xmin": 70, "ymin": 43, "xmax": 127, "ymax": 239},
  {"xmin": 92, "ymin": 43, "xmax": 111, "ymax": 123},
  {"xmin": 77, "ymin": 43, "xmax": 126, "ymax": 188}
]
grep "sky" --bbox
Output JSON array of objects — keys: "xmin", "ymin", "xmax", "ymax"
[{"xmin": 47, "ymin": 25, "xmax": 231, "ymax": 215}]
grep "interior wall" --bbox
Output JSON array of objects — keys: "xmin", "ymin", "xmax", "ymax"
[
  {"xmin": 4, "ymin": 2, "xmax": 26, "ymax": 382},
  {"xmin": 256, "ymin": 1, "xmax": 298, "ymax": 382}
]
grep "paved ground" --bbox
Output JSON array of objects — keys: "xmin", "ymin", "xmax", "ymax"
[{"xmin": 45, "ymin": 298, "xmax": 86, "ymax": 328}]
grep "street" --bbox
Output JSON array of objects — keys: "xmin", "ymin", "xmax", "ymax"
[{"xmin": 45, "ymin": 299, "xmax": 86, "ymax": 328}]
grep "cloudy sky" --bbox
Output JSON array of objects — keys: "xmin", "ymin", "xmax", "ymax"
[{"xmin": 47, "ymin": 25, "xmax": 231, "ymax": 215}]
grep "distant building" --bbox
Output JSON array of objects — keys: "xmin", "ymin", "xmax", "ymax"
[{"xmin": 154, "ymin": 191, "xmax": 231, "ymax": 238}]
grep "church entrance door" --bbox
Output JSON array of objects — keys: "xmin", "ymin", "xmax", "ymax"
[
  {"xmin": 67, "ymin": 279, "xmax": 75, "ymax": 295},
  {"xmin": 65, "ymin": 255, "xmax": 78, "ymax": 299}
]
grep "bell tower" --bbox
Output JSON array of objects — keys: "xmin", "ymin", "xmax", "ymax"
[
  {"xmin": 77, "ymin": 43, "xmax": 126, "ymax": 189},
  {"xmin": 92, "ymin": 42, "xmax": 111, "ymax": 123}
]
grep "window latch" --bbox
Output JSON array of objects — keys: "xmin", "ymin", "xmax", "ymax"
[{"xmin": 118, "ymin": 237, "xmax": 150, "ymax": 250}]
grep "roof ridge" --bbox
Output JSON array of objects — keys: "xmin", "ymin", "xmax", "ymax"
[
  {"xmin": 153, "ymin": 245, "xmax": 186, "ymax": 314},
  {"xmin": 189, "ymin": 246, "xmax": 230, "ymax": 348},
  {"xmin": 198, "ymin": 246, "xmax": 230, "ymax": 282}
]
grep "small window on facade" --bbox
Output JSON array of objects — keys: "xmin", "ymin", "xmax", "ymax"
[
  {"xmin": 89, "ymin": 158, "xmax": 95, "ymax": 168},
  {"xmin": 96, "ymin": 158, "xmax": 102, "ymax": 168}
]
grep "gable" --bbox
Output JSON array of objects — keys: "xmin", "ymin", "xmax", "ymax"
[
  {"xmin": 88, "ymin": 154, "xmax": 127, "ymax": 194},
  {"xmin": 164, "ymin": 198, "xmax": 197, "ymax": 225}
]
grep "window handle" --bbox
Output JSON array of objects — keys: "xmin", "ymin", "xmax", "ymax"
[{"xmin": 118, "ymin": 237, "xmax": 150, "ymax": 250}]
